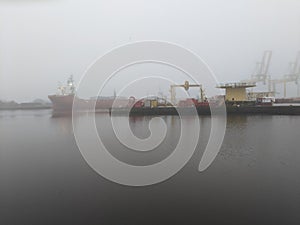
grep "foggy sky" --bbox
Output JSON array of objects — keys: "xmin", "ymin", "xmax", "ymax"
[{"xmin": 0, "ymin": 0, "xmax": 300, "ymax": 102}]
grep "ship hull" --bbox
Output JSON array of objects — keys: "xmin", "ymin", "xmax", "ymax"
[
  {"xmin": 48, "ymin": 94, "xmax": 90, "ymax": 112},
  {"xmin": 48, "ymin": 95, "xmax": 131, "ymax": 112},
  {"xmin": 111, "ymin": 105, "xmax": 300, "ymax": 116},
  {"xmin": 48, "ymin": 95, "xmax": 300, "ymax": 116}
]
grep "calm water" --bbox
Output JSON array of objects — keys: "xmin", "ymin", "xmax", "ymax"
[{"xmin": 1, "ymin": 109, "xmax": 300, "ymax": 225}]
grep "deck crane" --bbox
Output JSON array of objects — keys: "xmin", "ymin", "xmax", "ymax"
[
  {"xmin": 271, "ymin": 51, "xmax": 300, "ymax": 97},
  {"xmin": 169, "ymin": 81, "xmax": 205, "ymax": 105}
]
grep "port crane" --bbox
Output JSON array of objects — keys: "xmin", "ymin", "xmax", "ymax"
[
  {"xmin": 169, "ymin": 81, "xmax": 205, "ymax": 104},
  {"xmin": 270, "ymin": 52, "xmax": 300, "ymax": 97},
  {"xmin": 242, "ymin": 50, "xmax": 272, "ymax": 85},
  {"xmin": 242, "ymin": 51, "xmax": 275, "ymax": 99}
]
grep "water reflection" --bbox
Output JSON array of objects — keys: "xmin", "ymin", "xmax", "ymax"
[{"xmin": 2, "ymin": 111, "xmax": 300, "ymax": 224}]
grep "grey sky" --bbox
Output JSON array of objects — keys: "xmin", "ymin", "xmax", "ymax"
[{"xmin": 0, "ymin": 0, "xmax": 300, "ymax": 101}]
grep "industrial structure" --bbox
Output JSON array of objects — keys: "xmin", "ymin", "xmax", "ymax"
[
  {"xmin": 49, "ymin": 74, "xmax": 300, "ymax": 116},
  {"xmin": 242, "ymin": 51, "xmax": 275, "ymax": 98},
  {"xmin": 242, "ymin": 50, "xmax": 272, "ymax": 85},
  {"xmin": 49, "ymin": 51, "xmax": 300, "ymax": 116},
  {"xmin": 269, "ymin": 51, "xmax": 300, "ymax": 97},
  {"xmin": 169, "ymin": 81, "xmax": 205, "ymax": 104},
  {"xmin": 217, "ymin": 82, "xmax": 256, "ymax": 101},
  {"xmin": 240, "ymin": 51, "xmax": 300, "ymax": 98}
]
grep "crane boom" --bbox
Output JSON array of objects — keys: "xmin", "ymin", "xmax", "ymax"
[
  {"xmin": 242, "ymin": 51, "xmax": 272, "ymax": 85},
  {"xmin": 270, "ymin": 51, "xmax": 300, "ymax": 97},
  {"xmin": 170, "ymin": 81, "xmax": 204, "ymax": 104}
]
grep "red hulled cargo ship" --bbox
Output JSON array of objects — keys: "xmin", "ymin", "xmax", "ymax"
[{"xmin": 48, "ymin": 76, "xmax": 134, "ymax": 112}]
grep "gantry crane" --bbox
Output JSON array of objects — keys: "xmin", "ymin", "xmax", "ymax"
[
  {"xmin": 242, "ymin": 50, "xmax": 272, "ymax": 86},
  {"xmin": 241, "ymin": 51, "xmax": 274, "ymax": 99},
  {"xmin": 270, "ymin": 51, "xmax": 300, "ymax": 97},
  {"xmin": 169, "ymin": 81, "xmax": 205, "ymax": 105}
]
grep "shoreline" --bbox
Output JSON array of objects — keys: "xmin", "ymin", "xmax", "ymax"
[{"xmin": 0, "ymin": 106, "xmax": 52, "ymax": 110}]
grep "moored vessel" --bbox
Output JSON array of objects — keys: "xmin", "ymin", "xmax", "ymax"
[
  {"xmin": 49, "ymin": 77, "xmax": 300, "ymax": 115},
  {"xmin": 48, "ymin": 76, "xmax": 134, "ymax": 113}
]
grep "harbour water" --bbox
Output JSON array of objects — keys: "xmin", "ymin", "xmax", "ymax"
[{"xmin": 1, "ymin": 110, "xmax": 300, "ymax": 225}]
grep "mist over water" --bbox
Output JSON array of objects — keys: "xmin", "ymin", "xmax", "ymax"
[
  {"xmin": 1, "ymin": 110, "xmax": 300, "ymax": 225},
  {"xmin": 1, "ymin": 1, "xmax": 300, "ymax": 225},
  {"xmin": 1, "ymin": 0, "xmax": 300, "ymax": 101}
]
